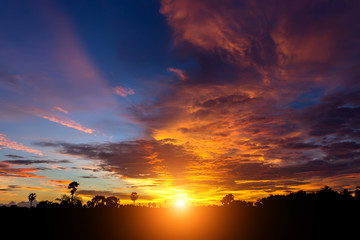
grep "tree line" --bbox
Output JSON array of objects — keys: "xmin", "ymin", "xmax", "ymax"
[
  {"xmin": 220, "ymin": 185, "xmax": 360, "ymax": 208},
  {"xmin": 4, "ymin": 182, "xmax": 360, "ymax": 209},
  {"xmin": 21, "ymin": 181, "xmax": 141, "ymax": 209},
  {"xmin": 3, "ymin": 183, "xmax": 360, "ymax": 240}
]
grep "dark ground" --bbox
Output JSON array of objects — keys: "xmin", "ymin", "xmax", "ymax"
[{"xmin": 2, "ymin": 201, "xmax": 359, "ymax": 240}]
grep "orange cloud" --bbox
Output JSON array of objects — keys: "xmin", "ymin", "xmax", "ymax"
[
  {"xmin": 0, "ymin": 161, "xmax": 44, "ymax": 178},
  {"xmin": 7, "ymin": 185, "xmax": 51, "ymax": 191},
  {"xmin": 12, "ymin": 0, "xmax": 358, "ymax": 203},
  {"xmin": 135, "ymin": 0, "xmax": 360, "ymax": 201},
  {"xmin": 160, "ymin": 0, "xmax": 259, "ymax": 63},
  {"xmin": 47, "ymin": 179, "xmax": 72, "ymax": 185},
  {"xmin": 0, "ymin": 133, "xmax": 43, "ymax": 155},
  {"xmin": 46, "ymin": 179, "xmax": 72, "ymax": 190}
]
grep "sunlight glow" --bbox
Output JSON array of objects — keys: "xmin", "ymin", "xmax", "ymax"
[{"xmin": 176, "ymin": 199, "xmax": 186, "ymax": 209}]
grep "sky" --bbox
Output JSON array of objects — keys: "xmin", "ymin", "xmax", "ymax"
[{"xmin": 1, "ymin": 0, "xmax": 360, "ymax": 205}]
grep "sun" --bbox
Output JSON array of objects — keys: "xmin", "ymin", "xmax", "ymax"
[{"xmin": 176, "ymin": 199, "xmax": 186, "ymax": 209}]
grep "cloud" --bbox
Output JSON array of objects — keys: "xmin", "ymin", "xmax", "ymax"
[
  {"xmin": 4, "ymin": 154, "xmax": 24, "ymax": 159},
  {"xmin": 301, "ymin": 89, "xmax": 360, "ymax": 137},
  {"xmin": 109, "ymin": 0, "xmax": 360, "ymax": 197},
  {"xmin": 54, "ymin": 106, "xmax": 69, "ymax": 114},
  {"xmin": 47, "ymin": 179, "xmax": 72, "ymax": 188},
  {"xmin": 168, "ymin": 67, "xmax": 186, "ymax": 81},
  {"xmin": 1, "ymin": 185, "xmax": 48, "ymax": 191},
  {"xmin": 161, "ymin": 0, "xmax": 360, "ymax": 70},
  {"xmin": 226, "ymin": 159, "xmax": 360, "ymax": 182},
  {"xmin": 35, "ymin": 139, "xmax": 198, "ymax": 180},
  {"xmin": 113, "ymin": 86, "xmax": 135, "ymax": 97},
  {"xmin": 2, "ymin": 0, "xmax": 359, "ymax": 201},
  {"xmin": 0, "ymin": 161, "xmax": 44, "ymax": 178},
  {"xmin": 127, "ymin": 83, "xmax": 360, "ymax": 191},
  {"xmin": 37, "ymin": 113, "xmax": 94, "ymax": 134},
  {"xmin": 77, "ymin": 189, "xmax": 153, "ymax": 200},
  {"xmin": 35, "ymin": 1, "xmax": 111, "ymax": 98},
  {"xmin": 2, "ymin": 159, "xmax": 72, "ymax": 165},
  {"xmin": 78, "ymin": 175, "xmax": 98, "ymax": 179},
  {"xmin": 0, "ymin": 1, "xmax": 119, "ymax": 130},
  {"xmin": 160, "ymin": 0, "xmax": 253, "ymax": 60},
  {"xmin": 157, "ymin": 0, "xmax": 360, "ymax": 145},
  {"xmin": 281, "ymin": 142, "xmax": 320, "ymax": 150},
  {"xmin": 34, "ymin": 130, "xmax": 360, "ymax": 195},
  {"xmin": 20, "ymin": 106, "xmax": 95, "ymax": 134},
  {"xmin": 0, "ymin": 133, "xmax": 43, "ymax": 156},
  {"xmin": 0, "ymin": 200, "xmax": 39, "ymax": 208}
]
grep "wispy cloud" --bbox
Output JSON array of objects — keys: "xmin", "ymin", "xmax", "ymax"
[
  {"xmin": 23, "ymin": 106, "xmax": 94, "ymax": 134},
  {"xmin": 37, "ymin": 113, "xmax": 94, "ymax": 134},
  {"xmin": 2, "ymin": 159, "xmax": 71, "ymax": 165},
  {"xmin": 54, "ymin": 106, "xmax": 69, "ymax": 114},
  {"xmin": 47, "ymin": 179, "xmax": 72, "ymax": 188},
  {"xmin": 0, "ymin": 133, "xmax": 42, "ymax": 155},
  {"xmin": 168, "ymin": 67, "xmax": 186, "ymax": 81},
  {"xmin": 4, "ymin": 154, "xmax": 24, "ymax": 159},
  {"xmin": 48, "ymin": 179, "xmax": 72, "ymax": 184},
  {"xmin": 77, "ymin": 189, "xmax": 153, "ymax": 200},
  {"xmin": 113, "ymin": 86, "xmax": 135, "ymax": 97}
]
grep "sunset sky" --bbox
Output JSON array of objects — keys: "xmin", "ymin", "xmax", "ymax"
[{"xmin": 1, "ymin": 0, "xmax": 360, "ymax": 205}]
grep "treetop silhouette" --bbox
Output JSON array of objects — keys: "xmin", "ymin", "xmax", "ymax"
[
  {"xmin": 28, "ymin": 193, "xmax": 36, "ymax": 208},
  {"xmin": 68, "ymin": 181, "xmax": 79, "ymax": 203},
  {"xmin": 221, "ymin": 193, "xmax": 234, "ymax": 206},
  {"xmin": 130, "ymin": 192, "xmax": 139, "ymax": 205}
]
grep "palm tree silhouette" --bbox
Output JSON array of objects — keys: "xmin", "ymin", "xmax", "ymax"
[
  {"xmin": 68, "ymin": 181, "xmax": 79, "ymax": 203},
  {"xmin": 28, "ymin": 193, "xmax": 36, "ymax": 208},
  {"xmin": 130, "ymin": 192, "xmax": 138, "ymax": 206}
]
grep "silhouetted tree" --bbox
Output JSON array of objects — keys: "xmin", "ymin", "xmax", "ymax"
[
  {"xmin": 147, "ymin": 202, "xmax": 156, "ymax": 208},
  {"xmin": 55, "ymin": 194, "xmax": 82, "ymax": 207},
  {"xmin": 355, "ymin": 186, "xmax": 360, "ymax": 200},
  {"xmin": 318, "ymin": 185, "xmax": 338, "ymax": 201},
  {"xmin": 229, "ymin": 200, "xmax": 252, "ymax": 208},
  {"xmin": 91, "ymin": 195, "xmax": 106, "ymax": 207},
  {"xmin": 87, "ymin": 200, "xmax": 94, "ymax": 208},
  {"xmin": 105, "ymin": 196, "xmax": 120, "ymax": 208},
  {"xmin": 130, "ymin": 192, "xmax": 138, "ymax": 206},
  {"xmin": 73, "ymin": 196, "xmax": 83, "ymax": 207},
  {"xmin": 56, "ymin": 194, "xmax": 71, "ymax": 206},
  {"xmin": 68, "ymin": 181, "xmax": 79, "ymax": 203},
  {"xmin": 341, "ymin": 188, "xmax": 352, "ymax": 200},
  {"xmin": 221, "ymin": 194, "xmax": 234, "ymax": 206},
  {"xmin": 28, "ymin": 193, "xmax": 36, "ymax": 208},
  {"xmin": 36, "ymin": 200, "xmax": 54, "ymax": 209}
]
